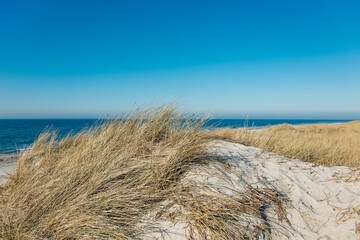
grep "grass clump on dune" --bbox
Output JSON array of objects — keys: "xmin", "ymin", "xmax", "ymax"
[
  {"xmin": 213, "ymin": 121, "xmax": 360, "ymax": 168},
  {"xmin": 0, "ymin": 106, "xmax": 208, "ymax": 239},
  {"xmin": 0, "ymin": 105, "xmax": 289, "ymax": 239}
]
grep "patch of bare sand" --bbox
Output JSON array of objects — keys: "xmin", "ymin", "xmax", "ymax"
[{"xmin": 0, "ymin": 153, "xmax": 18, "ymax": 185}]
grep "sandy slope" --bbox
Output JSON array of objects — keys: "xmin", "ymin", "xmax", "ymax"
[
  {"xmin": 142, "ymin": 141, "xmax": 360, "ymax": 239},
  {"xmin": 0, "ymin": 154, "xmax": 18, "ymax": 185}
]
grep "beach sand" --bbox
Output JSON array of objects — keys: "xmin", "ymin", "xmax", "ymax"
[
  {"xmin": 0, "ymin": 153, "xmax": 18, "ymax": 185},
  {"xmin": 141, "ymin": 141, "xmax": 360, "ymax": 239}
]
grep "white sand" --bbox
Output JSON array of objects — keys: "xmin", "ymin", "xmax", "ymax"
[
  {"xmin": 0, "ymin": 154, "xmax": 18, "ymax": 185},
  {"xmin": 141, "ymin": 141, "xmax": 360, "ymax": 239}
]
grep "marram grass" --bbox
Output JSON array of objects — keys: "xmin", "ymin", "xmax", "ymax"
[
  {"xmin": 0, "ymin": 106, "xmax": 208, "ymax": 239},
  {"xmin": 213, "ymin": 121, "xmax": 360, "ymax": 168}
]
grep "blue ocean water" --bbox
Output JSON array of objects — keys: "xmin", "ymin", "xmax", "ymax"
[{"xmin": 0, "ymin": 119, "xmax": 351, "ymax": 154}]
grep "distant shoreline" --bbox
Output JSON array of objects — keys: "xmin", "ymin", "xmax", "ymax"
[{"xmin": 207, "ymin": 120, "xmax": 351, "ymax": 131}]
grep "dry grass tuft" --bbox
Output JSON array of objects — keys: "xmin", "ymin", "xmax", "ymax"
[
  {"xmin": 0, "ymin": 105, "xmax": 208, "ymax": 239},
  {"xmin": 213, "ymin": 121, "xmax": 360, "ymax": 167},
  {"xmin": 178, "ymin": 186, "xmax": 288, "ymax": 240},
  {"xmin": 149, "ymin": 182, "xmax": 289, "ymax": 239}
]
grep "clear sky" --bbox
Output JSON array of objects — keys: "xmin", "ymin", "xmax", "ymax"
[{"xmin": 0, "ymin": 0, "xmax": 359, "ymax": 119}]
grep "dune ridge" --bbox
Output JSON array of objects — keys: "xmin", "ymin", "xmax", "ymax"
[{"xmin": 214, "ymin": 120, "xmax": 360, "ymax": 167}]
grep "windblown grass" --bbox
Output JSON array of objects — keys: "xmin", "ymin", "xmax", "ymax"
[
  {"xmin": 213, "ymin": 121, "xmax": 360, "ymax": 168},
  {"xmin": 0, "ymin": 106, "xmax": 209, "ymax": 239},
  {"xmin": 170, "ymin": 185, "xmax": 288, "ymax": 239},
  {"xmin": 0, "ymin": 106, "xmax": 289, "ymax": 239}
]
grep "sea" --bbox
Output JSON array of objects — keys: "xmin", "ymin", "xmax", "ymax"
[{"xmin": 0, "ymin": 119, "xmax": 351, "ymax": 155}]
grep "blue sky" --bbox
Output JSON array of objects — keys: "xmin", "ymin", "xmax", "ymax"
[{"xmin": 0, "ymin": 0, "xmax": 359, "ymax": 119}]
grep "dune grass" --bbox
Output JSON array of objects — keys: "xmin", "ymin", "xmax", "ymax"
[
  {"xmin": 213, "ymin": 121, "xmax": 360, "ymax": 168},
  {"xmin": 0, "ymin": 106, "xmax": 209, "ymax": 239},
  {"xmin": 0, "ymin": 106, "xmax": 289, "ymax": 239}
]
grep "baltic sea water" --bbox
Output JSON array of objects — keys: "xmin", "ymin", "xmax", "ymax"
[{"xmin": 0, "ymin": 119, "xmax": 351, "ymax": 154}]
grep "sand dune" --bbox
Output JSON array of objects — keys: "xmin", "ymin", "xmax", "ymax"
[
  {"xmin": 142, "ymin": 141, "xmax": 360, "ymax": 239},
  {"xmin": 1, "ymin": 142, "xmax": 360, "ymax": 239}
]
